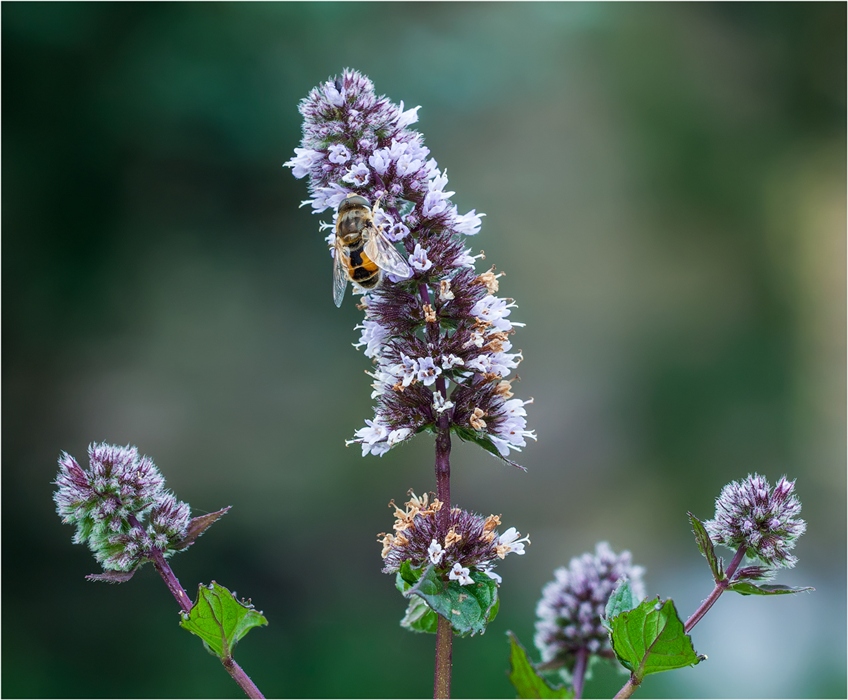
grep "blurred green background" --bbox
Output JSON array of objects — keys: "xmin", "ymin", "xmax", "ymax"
[{"xmin": 3, "ymin": 3, "xmax": 845, "ymax": 698}]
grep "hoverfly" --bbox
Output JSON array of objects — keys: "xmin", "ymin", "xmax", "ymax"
[{"xmin": 332, "ymin": 193, "xmax": 411, "ymax": 307}]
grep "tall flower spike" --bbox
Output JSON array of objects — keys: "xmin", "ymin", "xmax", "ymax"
[
  {"xmin": 534, "ymin": 543, "xmax": 645, "ymax": 675},
  {"xmin": 53, "ymin": 443, "xmax": 191, "ymax": 572},
  {"xmin": 285, "ymin": 68, "xmax": 535, "ymax": 467},
  {"xmin": 704, "ymin": 473, "xmax": 806, "ymax": 569}
]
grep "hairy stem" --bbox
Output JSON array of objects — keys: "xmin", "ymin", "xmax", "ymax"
[
  {"xmin": 223, "ymin": 657, "xmax": 265, "ymax": 700},
  {"xmin": 683, "ymin": 544, "xmax": 747, "ymax": 633},
  {"xmin": 614, "ymin": 675, "xmax": 641, "ymax": 699},
  {"xmin": 434, "ymin": 614, "xmax": 453, "ymax": 699},
  {"xmin": 433, "ymin": 408, "xmax": 453, "ymax": 698}
]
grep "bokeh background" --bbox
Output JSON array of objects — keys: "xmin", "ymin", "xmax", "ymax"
[{"xmin": 3, "ymin": 3, "xmax": 845, "ymax": 698}]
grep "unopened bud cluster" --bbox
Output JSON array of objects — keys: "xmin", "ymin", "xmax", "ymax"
[
  {"xmin": 535, "ymin": 542, "xmax": 645, "ymax": 672},
  {"xmin": 705, "ymin": 473, "xmax": 806, "ymax": 569},
  {"xmin": 53, "ymin": 443, "xmax": 190, "ymax": 572},
  {"xmin": 285, "ymin": 69, "xmax": 535, "ymax": 463},
  {"xmin": 378, "ymin": 491, "xmax": 529, "ymax": 586}
]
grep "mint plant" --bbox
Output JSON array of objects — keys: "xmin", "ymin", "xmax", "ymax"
[
  {"xmin": 53, "ymin": 443, "xmax": 267, "ymax": 698},
  {"xmin": 509, "ymin": 473, "xmax": 812, "ymax": 699},
  {"xmin": 285, "ymin": 68, "xmax": 535, "ymax": 697}
]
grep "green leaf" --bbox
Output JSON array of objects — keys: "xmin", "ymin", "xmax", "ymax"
[
  {"xmin": 453, "ymin": 426, "xmax": 527, "ymax": 471},
  {"xmin": 688, "ymin": 513, "xmax": 723, "ymax": 582},
  {"xmin": 398, "ymin": 563, "xmax": 500, "ymax": 636},
  {"xmin": 507, "ymin": 632, "xmax": 573, "ymax": 699},
  {"xmin": 603, "ymin": 578, "xmax": 638, "ymax": 630},
  {"xmin": 400, "ymin": 595, "xmax": 439, "ymax": 634},
  {"xmin": 609, "ymin": 597, "xmax": 702, "ymax": 682},
  {"xmin": 727, "ymin": 581, "xmax": 815, "ymax": 596},
  {"xmin": 179, "ymin": 581, "xmax": 268, "ymax": 660}
]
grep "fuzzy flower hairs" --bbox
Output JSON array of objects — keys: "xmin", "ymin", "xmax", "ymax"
[{"xmin": 284, "ymin": 68, "xmax": 535, "ymax": 468}]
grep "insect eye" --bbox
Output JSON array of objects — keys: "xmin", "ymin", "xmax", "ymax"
[{"xmin": 338, "ymin": 194, "xmax": 370, "ymax": 213}]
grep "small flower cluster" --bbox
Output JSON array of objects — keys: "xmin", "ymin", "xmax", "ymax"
[
  {"xmin": 286, "ymin": 69, "xmax": 535, "ymax": 463},
  {"xmin": 378, "ymin": 491, "xmax": 529, "ymax": 585},
  {"xmin": 53, "ymin": 443, "xmax": 190, "ymax": 572},
  {"xmin": 534, "ymin": 543, "xmax": 645, "ymax": 672},
  {"xmin": 705, "ymin": 473, "xmax": 806, "ymax": 569}
]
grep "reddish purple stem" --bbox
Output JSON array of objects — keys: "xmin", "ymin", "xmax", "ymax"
[
  {"xmin": 420, "ymin": 280, "xmax": 453, "ymax": 699},
  {"xmin": 126, "ymin": 514, "xmax": 265, "ymax": 699}
]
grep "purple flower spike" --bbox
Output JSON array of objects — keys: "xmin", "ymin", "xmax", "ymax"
[
  {"xmin": 534, "ymin": 543, "xmax": 645, "ymax": 673},
  {"xmin": 285, "ymin": 69, "xmax": 535, "ymax": 465},
  {"xmin": 704, "ymin": 473, "xmax": 806, "ymax": 569},
  {"xmin": 378, "ymin": 491, "xmax": 529, "ymax": 586},
  {"xmin": 53, "ymin": 443, "xmax": 191, "ymax": 572}
]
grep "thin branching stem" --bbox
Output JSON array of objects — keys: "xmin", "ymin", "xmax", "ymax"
[{"xmin": 127, "ymin": 515, "xmax": 265, "ymax": 699}]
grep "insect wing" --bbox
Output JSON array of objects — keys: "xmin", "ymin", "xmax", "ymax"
[
  {"xmin": 332, "ymin": 238, "xmax": 349, "ymax": 307},
  {"xmin": 365, "ymin": 227, "xmax": 411, "ymax": 279}
]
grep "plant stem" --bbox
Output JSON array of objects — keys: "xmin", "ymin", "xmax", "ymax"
[
  {"xmin": 572, "ymin": 647, "xmax": 589, "ymax": 699},
  {"xmin": 421, "ymin": 279, "xmax": 454, "ymax": 699},
  {"xmin": 434, "ymin": 614, "xmax": 453, "ymax": 699},
  {"xmin": 128, "ymin": 516, "xmax": 266, "ymax": 699},
  {"xmin": 149, "ymin": 548, "xmax": 192, "ymax": 614},
  {"xmin": 614, "ymin": 544, "xmax": 748, "ymax": 699},
  {"xmin": 571, "ymin": 647, "xmax": 589, "ymax": 700},
  {"xmin": 223, "ymin": 657, "xmax": 265, "ymax": 699},
  {"xmin": 433, "ymin": 405, "xmax": 453, "ymax": 699},
  {"xmin": 613, "ymin": 675, "xmax": 641, "ymax": 699},
  {"xmin": 683, "ymin": 544, "xmax": 747, "ymax": 633}
]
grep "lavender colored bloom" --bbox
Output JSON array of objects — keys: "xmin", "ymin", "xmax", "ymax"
[
  {"xmin": 285, "ymin": 69, "xmax": 535, "ymax": 464},
  {"xmin": 704, "ymin": 474, "xmax": 806, "ymax": 569},
  {"xmin": 534, "ymin": 543, "xmax": 645, "ymax": 673},
  {"xmin": 378, "ymin": 491, "xmax": 529, "ymax": 586},
  {"xmin": 53, "ymin": 443, "xmax": 191, "ymax": 572}
]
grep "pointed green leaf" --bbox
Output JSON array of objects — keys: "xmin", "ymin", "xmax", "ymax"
[
  {"xmin": 179, "ymin": 581, "xmax": 267, "ymax": 660},
  {"xmin": 507, "ymin": 632, "xmax": 573, "ymax": 699},
  {"xmin": 609, "ymin": 597, "xmax": 702, "ymax": 681},
  {"xmin": 727, "ymin": 581, "xmax": 815, "ymax": 596},
  {"xmin": 688, "ymin": 513, "xmax": 723, "ymax": 582},
  {"xmin": 603, "ymin": 578, "xmax": 638, "ymax": 630},
  {"xmin": 398, "ymin": 563, "xmax": 500, "ymax": 636},
  {"xmin": 453, "ymin": 426, "xmax": 527, "ymax": 471}
]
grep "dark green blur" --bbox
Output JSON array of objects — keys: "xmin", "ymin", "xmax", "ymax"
[{"xmin": 3, "ymin": 3, "xmax": 845, "ymax": 698}]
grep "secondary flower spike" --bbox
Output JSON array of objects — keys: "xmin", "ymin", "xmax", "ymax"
[
  {"xmin": 534, "ymin": 543, "xmax": 645, "ymax": 674},
  {"xmin": 378, "ymin": 491, "xmax": 529, "ymax": 586},
  {"xmin": 704, "ymin": 473, "xmax": 806, "ymax": 569},
  {"xmin": 285, "ymin": 69, "xmax": 535, "ymax": 465},
  {"xmin": 53, "ymin": 443, "xmax": 190, "ymax": 572}
]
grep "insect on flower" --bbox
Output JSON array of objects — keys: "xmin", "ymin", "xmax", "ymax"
[{"xmin": 332, "ymin": 193, "xmax": 411, "ymax": 307}]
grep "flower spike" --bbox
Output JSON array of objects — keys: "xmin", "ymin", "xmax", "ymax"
[{"xmin": 285, "ymin": 68, "xmax": 535, "ymax": 465}]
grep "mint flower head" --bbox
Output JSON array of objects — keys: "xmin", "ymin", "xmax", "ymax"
[
  {"xmin": 285, "ymin": 69, "xmax": 535, "ymax": 466},
  {"xmin": 534, "ymin": 543, "xmax": 645, "ymax": 673},
  {"xmin": 53, "ymin": 443, "xmax": 190, "ymax": 572},
  {"xmin": 378, "ymin": 491, "xmax": 529, "ymax": 586},
  {"xmin": 704, "ymin": 473, "xmax": 806, "ymax": 570}
]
